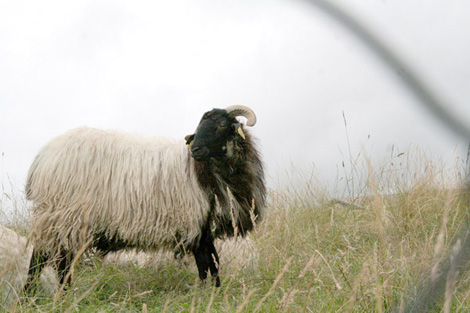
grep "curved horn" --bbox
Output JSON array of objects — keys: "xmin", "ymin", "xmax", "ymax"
[{"xmin": 225, "ymin": 105, "xmax": 257, "ymax": 127}]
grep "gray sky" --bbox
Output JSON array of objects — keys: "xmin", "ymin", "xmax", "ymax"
[{"xmin": 1, "ymin": 0, "xmax": 469, "ymax": 196}]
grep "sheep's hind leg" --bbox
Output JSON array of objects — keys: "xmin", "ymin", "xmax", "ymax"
[
  {"xmin": 192, "ymin": 230, "xmax": 221, "ymax": 287},
  {"xmin": 56, "ymin": 249, "xmax": 74, "ymax": 287},
  {"xmin": 24, "ymin": 248, "xmax": 49, "ymax": 293}
]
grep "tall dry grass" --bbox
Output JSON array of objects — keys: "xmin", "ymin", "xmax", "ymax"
[{"xmin": 1, "ymin": 147, "xmax": 469, "ymax": 312}]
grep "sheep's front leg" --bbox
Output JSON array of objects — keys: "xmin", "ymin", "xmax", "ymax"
[
  {"xmin": 206, "ymin": 236, "xmax": 221, "ymax": 287},
  {"xmin": 192, "ymin": 230, "xmax": 221, "ymax": 287}
]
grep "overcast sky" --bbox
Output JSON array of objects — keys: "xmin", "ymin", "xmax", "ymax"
[{"xmin": 1, "ymin": 0, "xmax": 469, "ymax": 199}]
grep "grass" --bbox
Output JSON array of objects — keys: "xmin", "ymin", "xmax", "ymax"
[{"xmin": 1, "ymin": 148, "xmax": 470, "ymax": 312}]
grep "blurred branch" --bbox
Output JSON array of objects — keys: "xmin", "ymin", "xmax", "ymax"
[
  {"xmin": 330, "ymin": 198, "xmax": 364, "ymax": 210},
  {"xmin": 301, "ymin": 0, "xmax": 470, "ymax": 141}
]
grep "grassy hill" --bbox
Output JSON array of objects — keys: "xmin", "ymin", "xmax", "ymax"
[{"xmin": 2, "ymin": 151, "xmax": 470, "ymax": 312}]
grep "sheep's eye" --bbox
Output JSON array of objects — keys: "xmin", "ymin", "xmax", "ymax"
[{"xmin": 219, "ymin": 121, "xmax": 227, "ymax": 128}]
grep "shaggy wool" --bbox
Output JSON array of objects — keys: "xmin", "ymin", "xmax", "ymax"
[{"xmin": 26, "ymin": 127, "xmax": 210, "ymax": 256}]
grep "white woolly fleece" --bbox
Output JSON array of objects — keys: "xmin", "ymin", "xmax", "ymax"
[{"xmin": 27, "ymin": 127, "xmax": 210, "ymax": 255}]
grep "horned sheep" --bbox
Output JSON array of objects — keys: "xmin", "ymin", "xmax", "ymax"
[{"xmin": 25, "ymin": 105, "xmax": 266, "ymax": 289}]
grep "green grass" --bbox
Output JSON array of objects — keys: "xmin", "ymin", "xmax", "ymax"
[{"xmin": 2, "ymin": 150, "xmax": 470, "ymax": 312}]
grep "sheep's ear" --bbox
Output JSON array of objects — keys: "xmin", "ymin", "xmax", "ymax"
[
  {"xmin": 232, "ymin": 123, "xmax": 246, "ymax": 140},
  {"xmin": 185, "ymin": 134, "xmax": 195, "ymax": 146}
]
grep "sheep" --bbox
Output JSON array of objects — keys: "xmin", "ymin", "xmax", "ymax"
[
  {"xmin": 106, "ymin": 236, "xmax": 258, "ymax": 273},
  {"xmin": 24, "ymin": 105, "xmax": 265, "ymax": 289},
  {"xmin": 0, "ymin": 224, "xmax": 57, "ymax": 308}
]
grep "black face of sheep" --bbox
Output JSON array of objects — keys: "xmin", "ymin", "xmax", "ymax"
[
  {"xmin": 185, "ymin": 109, "xmax": 239, "ymax": 161},
  {"xmin": 185, "ymin": 106, "xmax": 255, "ymax": 161}
]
